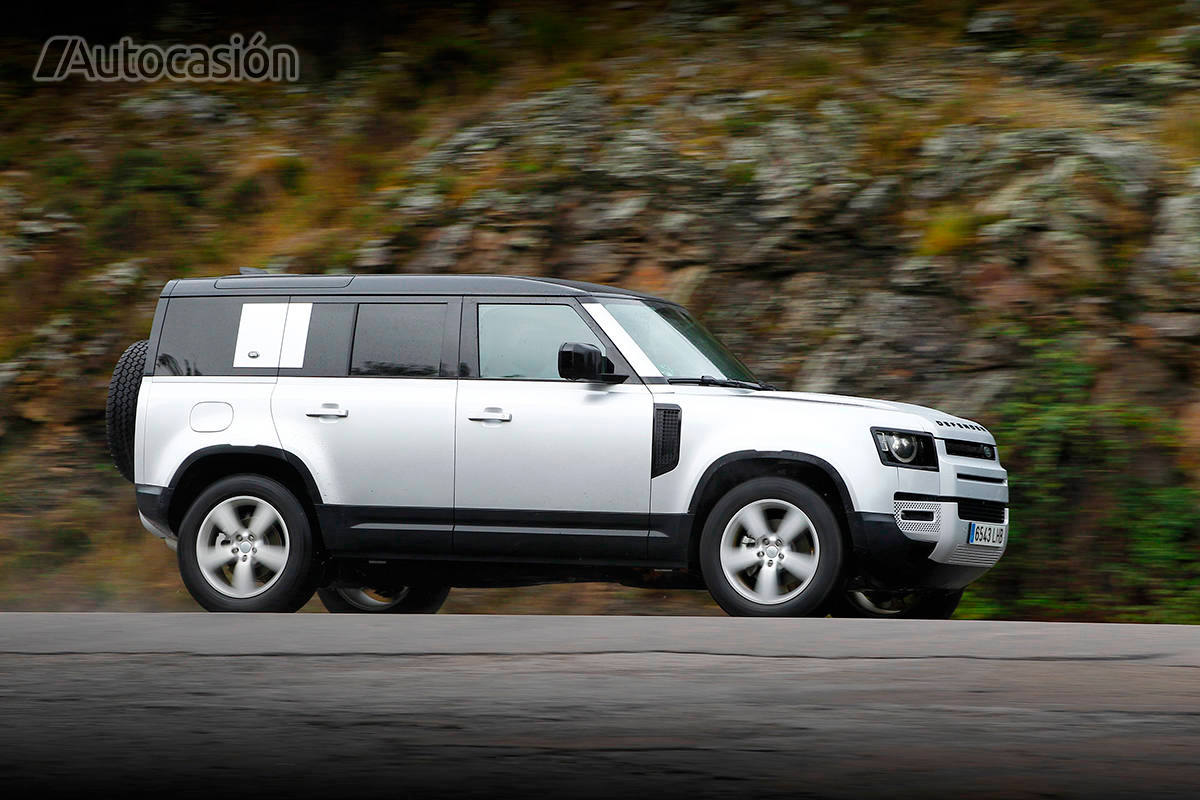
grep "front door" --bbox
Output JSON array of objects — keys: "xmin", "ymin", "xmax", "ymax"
[{"xmin": 453, "ymin": 298, "xmax": 654, "ymax": 560}]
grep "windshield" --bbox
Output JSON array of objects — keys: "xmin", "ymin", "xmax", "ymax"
[{"xmin": 599, "ymin": 299, "xmax": 759, "ymax": 382}]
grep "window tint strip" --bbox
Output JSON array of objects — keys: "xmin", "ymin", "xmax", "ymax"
[
  {"xmin": 279, "ymin": 303, "xmax": 312, "ymax": 369},
  {"xmin": 232, "ymin": 303, "xmax": 288, "ymax": 368}
]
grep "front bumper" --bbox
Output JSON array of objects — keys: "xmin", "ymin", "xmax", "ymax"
[{"xmin": 848, "ymin": 493, "xmax": 1008, "ymax": 591}]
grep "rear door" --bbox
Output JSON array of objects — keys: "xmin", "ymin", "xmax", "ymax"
[
  {"xmin": 271, "ymin": 297, "xmax": 460, "ymax": 557},
  {"xmin": 453, "ymin": 297, "xmax": 654, "ymax": 561}
]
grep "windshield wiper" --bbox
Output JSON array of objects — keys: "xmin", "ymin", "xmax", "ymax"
[{"xmin": 667, "ymin": 375, "xmax": 776, "ymax": 391}]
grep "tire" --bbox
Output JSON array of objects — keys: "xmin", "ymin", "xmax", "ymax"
[
  {"xmin": 824, "ymin": 589, "xmax": 963, "ymax": 619},
  {"xmin": 177, "ymin": 475, "xmax": 317, "ymax": 612},
  {"xmin": 317, "ymin": 584, "xmax": 450, "ymax": 614},
  {"xmin": 699, "ymin": 477, "xmax": 843, "ymax": 617},
  {"xmin": 105, "ymin": 339, "xmax": 149, "ymax": 483}
]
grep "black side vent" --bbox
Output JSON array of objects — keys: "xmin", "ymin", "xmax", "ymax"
[{"xmin": 652, "ymin": 404, "xmax": 682, "ymax": 478}]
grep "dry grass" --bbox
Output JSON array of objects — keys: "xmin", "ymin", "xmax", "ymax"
[
  {"xmin": 1159, "ymin": 98, "xmax": 1200, "ymax": 165},
  {"xmin": 917, "ymin": 205, "xmax": 980, "ymax": 256}
]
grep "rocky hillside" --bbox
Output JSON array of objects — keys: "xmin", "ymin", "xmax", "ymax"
[{"xmin": 2, "ymin": 1, "xmax": 1199, "ymax": 618}]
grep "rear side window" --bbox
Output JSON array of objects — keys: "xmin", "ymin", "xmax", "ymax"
[
  {"xmin": 351, "ymin": 303, "xmax": 446, "ymax": 377},
  {"xmin": 156, "ymin": 297, "xmax": 281, "ymax": 377},
  {"xmin": 477, "ymin": 303, "xmax": 604, "ymax": 380},
  {"xmin": 279, "ymin": 303, "xmax": 356, "ymax": 378}
]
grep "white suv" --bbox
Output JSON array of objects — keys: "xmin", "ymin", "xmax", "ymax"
[{"xmin": 106, "ymin": 273, "xmax": 1008, "ymax": 617}]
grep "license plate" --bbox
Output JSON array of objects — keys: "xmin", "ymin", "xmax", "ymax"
[{"xmin": 968, "ymin": 522, "xmax": 1006, "ymax": 548}]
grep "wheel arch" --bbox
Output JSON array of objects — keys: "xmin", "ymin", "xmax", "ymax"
[
  {"xmin": 685, "ymin": 451, "xmax": 855, "ymax": 569},
  {"xmin": 166, "ymin": 445, "xmax": 325, "ymax": 548}
]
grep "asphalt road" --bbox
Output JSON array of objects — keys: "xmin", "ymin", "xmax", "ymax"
[{"xmin": 1, "ymin": 614, "xmax": 1198, "ymax": 799}]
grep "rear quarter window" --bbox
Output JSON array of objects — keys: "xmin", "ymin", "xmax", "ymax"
[{"xmin": 155, "ymin": 297, "xmax": 283, "ymax": 377}]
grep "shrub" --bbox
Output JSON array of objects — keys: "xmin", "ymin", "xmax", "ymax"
[
  {"xmin": 964, "ymin": 332, "xmax": 1200, "ymax": 623},
  {"xmin": 1184, "ymin": 35, "xmax": 1200, "ymax": 70},
  {"xmin": 723, "ymin": 162, "xmax": 756, "ymax": 185},
  {"xmin": 223, "ymin": 176, "xmax": 268, "ymax": 217},
  {"xmin": 41, "ymin": 152, "xmax": 93, "ymax": 189},
  {"xmin": 273, "ymin": 157, "xmax": 307, "ymax": 195},
  {"xmin": 786, "ymin": 52, "xmax": 835, "ymax": 78},
  {"xmin": 528, "ymin": 12, "xmax": 587, "ymax": 64},
  {"xmin": 104, "ymin": 148, "xmax": 210, "ymax": 206},
  {"xmin": 408, "ymin": 37, "xmax": 500, "ymax": 96}
]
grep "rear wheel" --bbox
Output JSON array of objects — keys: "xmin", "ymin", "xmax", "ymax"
[
  {"xmin": 177, "ymin": 475, "xmax": 317, "ymax": 612},
  {"xmin": 700, "ymin": 477, "xmax": 843, "ymax": 617},
  {"xmin": 825, "ymin": 589, "xmax": 963, "ymax": 619},
  {"xmin": 317, "ymin": 584, "xmax": 450, "ymax": 614}
]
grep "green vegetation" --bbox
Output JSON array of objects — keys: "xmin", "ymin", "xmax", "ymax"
[
  {"xmin": 1182, "ymin": 35, "xmax": 1200, "ymax": 69},
  {"xmin": 961, "ymin": 332, "xmax": 1200, "ymax": 623}
]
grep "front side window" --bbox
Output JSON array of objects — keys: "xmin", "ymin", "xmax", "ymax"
[
  {"xmin": 478, "ymin": 303, "xmax": 603, "ymax": 379},
  {"xmin": 598, "ymin": 299, "xmax": 757, "ymax": 382},
  {"xmin": 351, "ymin": 303, "xmax": 446, "ymax": 377}
]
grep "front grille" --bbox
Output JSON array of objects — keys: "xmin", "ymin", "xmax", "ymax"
[
  {"xmin": 958, "ymin": 499, "xmax": 1007, "ymax": 523},
  {"xmin": 947, "ymin": 543, "xmax": 1005, "ymax": 567},
  {"xmin": 945, "ymin": 439, "xmax": 996, "ymax": 460}
]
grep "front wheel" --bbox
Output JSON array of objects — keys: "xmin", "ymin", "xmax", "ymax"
[
  {"xmin": 317, "ymin": 584, "xmax": 450, "ymax": 614},
  {"xmin": 825, "ymin": 589, "xmax": 963, "ymax": 619},
  {"xmin": 177, "ymin": 475, "xmax": 317, "ymax": 612},
  {"xmin": 700, "ymin": 477, "xmax": 843, "ymax": 617}
]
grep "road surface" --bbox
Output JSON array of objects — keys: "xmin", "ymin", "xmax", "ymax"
[{"xmin": 1, "ymin": 614, "xmax": 1197, "ymax": 798}]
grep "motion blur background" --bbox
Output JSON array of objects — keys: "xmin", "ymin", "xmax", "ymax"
[{"xmin": 1, "ymin": 1, "xmax": 1198, "ymax": 619}]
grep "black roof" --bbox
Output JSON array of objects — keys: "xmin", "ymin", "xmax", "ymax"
[{"xmin": 163, "ymin": 273, "xmax": 672, "ymax": 303}]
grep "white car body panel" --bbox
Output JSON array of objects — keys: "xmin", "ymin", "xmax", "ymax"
[
  {"xmin": 454, "ymin": 379, "xmax": 653, "ymax": 513},
  {"xmin": 138, "ymin": 376, "xmax": 282, "ymax": 488},
  {"xmin": 270, "ymin": 376, "xmax": 457, "ymax": 508}
]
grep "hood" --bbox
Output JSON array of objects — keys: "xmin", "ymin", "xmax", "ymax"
[{"xmin": 758, "ymin": 391, "xmax": 996, "ymax": 444}]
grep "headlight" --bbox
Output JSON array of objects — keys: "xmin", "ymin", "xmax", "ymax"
[
  {"xmin": 889, "ymin": 434, "xmax": 917, "ymax": 463},
  {"xmin": 872, "ymin": 428, "xmax": 938, "ymax": 469}
]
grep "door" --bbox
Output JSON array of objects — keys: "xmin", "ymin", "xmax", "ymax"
[
  {"xmin": 454, "ymin": 298, "xmax": 654, "ymax": 560},
  {"xmin": 271, "ymin": 297, "xmax": 460, "ymax": 556}
]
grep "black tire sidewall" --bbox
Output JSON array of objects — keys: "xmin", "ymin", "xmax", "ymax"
[
  {"xmin": 700, "ymin": 477, "xmax": 844, "ymax": 617},
  {"xmin": 177, "ymin": 475, "xmax": 316, "ymax": 612},
  {"xmin": 317, "ymin": 584, "xmax": 450, "ymax": 614},
  {"xmin": 106, "ymin": 339, "xmax": 148, "ymax": 483}
]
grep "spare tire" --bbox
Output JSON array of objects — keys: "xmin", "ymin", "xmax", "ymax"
[{"xmin": 106, "ymin": 339, "xmax": 149, "ymax": 483}]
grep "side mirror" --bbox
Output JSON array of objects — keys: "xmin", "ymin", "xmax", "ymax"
[
  {"xmin": 558, "ymin": 342, "xmax": 604, "ymax": 381},
  {"xmin": 558, "ymin": 342, "xmax": 631, "ymax": 384}
]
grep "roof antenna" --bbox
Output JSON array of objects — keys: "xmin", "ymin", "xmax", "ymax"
[{"xmin": 239, "ymin": 267, "xmax": 267, "ymax": 276}]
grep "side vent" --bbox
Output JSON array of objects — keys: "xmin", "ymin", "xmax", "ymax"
[{"xmin": 652, "ymin": 404, "xmax": 682, "ymax": 478}]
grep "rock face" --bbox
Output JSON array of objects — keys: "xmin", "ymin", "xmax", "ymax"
[{"xmin": 347, "ymin": 83, "xmax": 1189, "ymax": 422}]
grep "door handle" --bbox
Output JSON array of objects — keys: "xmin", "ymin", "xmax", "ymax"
[
  {"xmin": 306, "ymin": 405, "xmax": 349, "ymax": 418},
  {"xmin": 468, "ymin": 409, "xmax": 512, "ymax": 423}
]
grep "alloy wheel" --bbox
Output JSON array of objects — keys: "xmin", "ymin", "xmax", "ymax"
[
  {"xmin": 719, "ymin": 498, "xmax": 820, "ymax": 606},
  {"xmin": 196, "ymin": 495, "xmax": 290, "ymax": 599}
]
